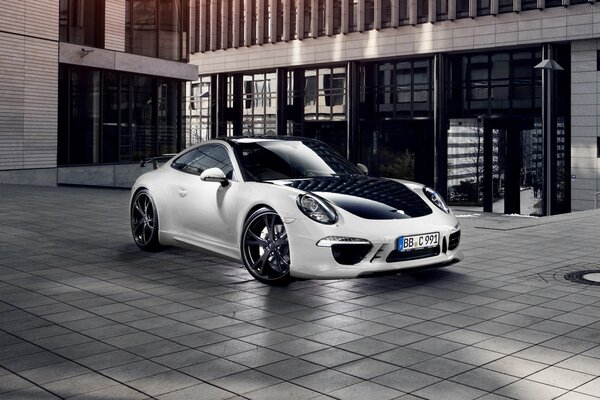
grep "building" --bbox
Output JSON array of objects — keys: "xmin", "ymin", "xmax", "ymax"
[
  {"xmin": 186, "ymin": 0, "xmax": 600, "ymax": 214},
  {"xmin": 0, "ymin": 0, "xmax": 197, "ymax": 187},
  {"xmin": 1, "ymin": 1, "xmax": 599, "ymax": 214}
]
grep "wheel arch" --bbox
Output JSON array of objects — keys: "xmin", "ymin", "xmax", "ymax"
[{"xmin": 130, "ymin": 186, "xmax": 164, "ymax": 244}]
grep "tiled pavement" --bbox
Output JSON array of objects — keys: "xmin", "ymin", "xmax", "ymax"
[{"xmin": 0, "ymin": 184, "xmax": 599, "ymax": 400}]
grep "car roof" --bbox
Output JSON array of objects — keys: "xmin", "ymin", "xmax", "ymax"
[{"xmin": 216, "ymin": 136, "xmax": 322, "ymax": 145}]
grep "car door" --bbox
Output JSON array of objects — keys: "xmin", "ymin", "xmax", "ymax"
[{"xmin": 169, "ymin": 143, "xmax": 241, "ymax": 255}]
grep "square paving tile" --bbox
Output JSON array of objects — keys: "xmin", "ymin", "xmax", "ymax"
[
  {"xmin": 328, "ymin": 381, "xmax": 403, "ymax": 400},
  {"xmin": 373, "ymin": 368, "xmax": 441, "ymax": 392},
  {"xmin": 210, "ymin": 369, "xmax": 282, "ymax": 394},
  {"xmin": 291, "ymin": 369, "xmax": 361, "ymax": 394}
]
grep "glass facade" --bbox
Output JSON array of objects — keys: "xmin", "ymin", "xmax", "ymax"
[
  {"xmin": 446, "ymin": 47, "xmax": 570, "ymax": 215},
  {"xmin": 58, "ymin": 65, "xmax": 183, "ymax": 166},
  {"xmin": 126, "ymin": 0, "xmax": 188, "ymax": 61}
]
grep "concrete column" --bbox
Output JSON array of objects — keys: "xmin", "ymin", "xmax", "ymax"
[
  {"xmin": 276, "ymin": 68, "xmax": 288, "ymax": 134},
  {"xmin": 311, "ymin": 0, "xmax": 318, "ymax": 37},
  {"xmin": 199, "ymin": 0, "xmax": 208, "ymax": 52},
  {"xmin": 434, "ymin": 53, "xmax": 447, "ymax": 197},
  {"xmin": 347, "ymin": 61, "xmax": 359, "ymax": 161},
  {"xmin": 257, "ymin": 0, "xmax": 265, "ymax": 45},
  {"xmin": 448, "ymin": 0, "xmax": 456, "ymax": 20},
  {"xmin": 297, "ymin": 0, "xmax": 305, "ymax": 39},
  {"xmin": 215, "ymin": 74, "xmax": 227, "ymax": 137},
  {"xmin": 490, "ymin": 0, "xmax": 499, "ymax": 15},
  {"xmin": 374, "ymin": 0, "xmax": 382, "ymax": 29},
  {"xmin": 270, "ymin": 0, "xmax": 278, "ymax": 43},
  {"xmin": 222, "ymin": 0, "xmax": 229, "ymax": 49},
  {"xmin": 244, "ymin": 0, "xmax": 252, "ymax": 46},
  {"xmin": 326, "ymin": 0, "xmax": 334, "ymax": 35},
  {"xmin": 409, "ymin": 0, "xmax": 417, "ymax": 25},
  {"xmin": 469, "ymin": 0, "xmax": 476, "ymax": 17},
  {"xmin": 283, "ymin": 0, "xmax": 291, "ymax": 41},
  {"xmin": 429, "ymin": 0, "xmax": 436, "ymax": 22},
  {"xmin": 341, "ymin": 0, "xmax": 349, "ymax": 33},
  {"xmin": 537, "ymin": 0, "xmax": 545, "ymax": 8},
  {"xmin": 562, "ymin": 0, "xmax": 570, "ymax": 6},
  {"xmin": 391, "ymin": 0, "xmax": 399, "ymax": 27},
  {"xmin": 232, "ymin": 0, "xmax": 240, "ymax": 47},
  {"xmin": 209, "ymin": 0, "xmax": 218, "ymax": 50},
  {"xmin": 358, "ymin": 0, "xmax": 365, "ymax": 31}
]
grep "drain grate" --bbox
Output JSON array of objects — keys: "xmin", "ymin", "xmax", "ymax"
[{"xmin": 564, "ymin": 270, "xmax": 600, "ymax": 286}]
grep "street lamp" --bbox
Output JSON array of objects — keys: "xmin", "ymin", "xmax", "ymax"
[{"xmin": 534, "ymin": 45, "xmax": 563, "ymax": 216}]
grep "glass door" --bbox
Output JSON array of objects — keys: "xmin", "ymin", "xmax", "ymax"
[{"xmin": 447, "ymin": 118, "xmax": 540, "ymax": 215}]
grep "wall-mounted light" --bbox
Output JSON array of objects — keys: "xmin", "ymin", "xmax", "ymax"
[{"xmin": 80, "ymin": 48, "xmax": 94, "ymax": 57}]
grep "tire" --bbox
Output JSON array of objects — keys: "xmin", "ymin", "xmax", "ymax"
[
  {"xmin": 241, "ymin": 207, "xmax": 291, "ymax": 285},
  {"xmin": 130, "ymin": 189, "xmax": 162, "ymax": 251}
]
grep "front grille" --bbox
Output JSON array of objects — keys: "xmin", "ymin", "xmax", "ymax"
[
  {"xmin": 448, "ymin": 231, "xmax": 461, "ymax": 251},
  {"xmin": 331, "ymin": 244, "xmax": 372, "ymax": 265},
  {"xmin": 386, "ymin": 246, "xmax": 440, "ymax": 263}
]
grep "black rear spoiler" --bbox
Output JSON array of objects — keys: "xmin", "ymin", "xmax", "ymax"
[{"xmin": 139, "ymin": 154, "xmax": 177, "ymax": 170}]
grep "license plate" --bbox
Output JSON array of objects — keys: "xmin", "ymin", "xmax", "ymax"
[{"xmin": 398, "ymin": 233, "xmax": 439, "ymax": 252}]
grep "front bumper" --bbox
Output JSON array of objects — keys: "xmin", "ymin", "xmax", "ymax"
[{"xmin": 284, "ymin": 212, "xmax": 463, "ymax": 279}]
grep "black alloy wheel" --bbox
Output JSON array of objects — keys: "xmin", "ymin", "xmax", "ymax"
[
  {"xmin": 241, "ymin": 207, "xmax": 291, "ymax": 284},
  {"xmin": 131, "ymin": 189, "xmax": 161, "ymax": 251}
]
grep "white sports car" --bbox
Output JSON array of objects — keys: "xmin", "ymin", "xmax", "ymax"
[{"xmin": 130, "ymin": 137, "xmax": 462, "ymax": 284}]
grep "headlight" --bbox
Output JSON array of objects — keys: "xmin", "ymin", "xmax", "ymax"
[
  {"xmin": 297, "ymin": 194, "xmax": 338, "ymax": 224},
  {"xmin": 423, "ymin": 187, "xmax": 450, "ymax": 214}
]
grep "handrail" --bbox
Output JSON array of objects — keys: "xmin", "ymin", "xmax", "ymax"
[{"xmin": 595, "ymin": 192, "xmax": 600, "ymax": 210}]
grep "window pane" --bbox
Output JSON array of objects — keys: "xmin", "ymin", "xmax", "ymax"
[
  {"xmin": 120, "ymin": 75, "xmax": 132, "ymax": 162},
  {"xmin": 158, "ymin": 80, "xmax": 179, "ymax": 155},
  {"xmin": 477, "ymin": 0, "xmax": 490, "ymax": 16},
  {"xmin": 304, "ymin": 70, "xmax": 317, "ymax": 120},
  {"xmin": 498, "ymin": 0, "xmax": 513, "ymax": 13},
  {"xmin": 437, "ymin": 0, "xmax": 448, "ymax": 20},
  {"xmin": 333, "ymin": 0, "xmax": 342, "ymax": 33},
  {"xmin": 417, "ymin": 0, "xmax": 428, "ymax": 23},
  {"xmin": 304, "ymin": 0, "xmax": 312, "ymax": 37},
  {"xmin": 318, "ymin": 0, "xmax": 326, "ymax": 35},
  {"xmin": 66, "ymin": 0, "xmax": 104, "ymax": 47},
  {"xmin": 381, "ymin": 0, "xmax": 392, "ymax": 27},
  {"xmin": 456, "ymin": 0, "xmax": 469, "ymax": 18},
  {"xmin": 132, "ymin": 0, "xmax": 157, "ymax": 57},
  {"xmin": 70, "ymin": 68, "xmax": 101, "ymax": 165},
  {"xmin": 159, "ymin": 0, "xmax": 182, "ymax": 60},
  {"xmin": 59, "ymin": 0, "xmax": 68, "ymax": 41},
  {"xmin": 365, "ymin": 0, "xmax": 374, "ymax": 29},
  {"xmin": 132, "ymin": 75, "xmax": 155, "ymax": 160},
  {"xmin": 349, "ymin": 0, "xmax": 358, "ymax": 31},
  {"xmin": 103, "ymin": 72, "xmax": 120, "ymax": 164},
  {"xmin": 399, "ymin": 0, "xmax": 408, "ymax": 25}
]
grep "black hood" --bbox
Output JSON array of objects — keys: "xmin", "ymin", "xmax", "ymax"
[{"xmin": 278, "ymin": 176, "xmax": 432, "ymax": 220}]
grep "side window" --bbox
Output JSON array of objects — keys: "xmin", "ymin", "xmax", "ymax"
[{"xmin": 171, "ymin": 144, "xmax": 235, "ymax": 179}]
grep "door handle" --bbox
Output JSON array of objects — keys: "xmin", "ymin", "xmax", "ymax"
[{"xmin": 178, "ymin": 188, "xmax": 187, "ymax": 197}]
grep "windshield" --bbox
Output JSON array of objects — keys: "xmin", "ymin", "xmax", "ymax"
[{"xmin": 234, "ymin": 139, "xmax": 363, "ymax": 181}]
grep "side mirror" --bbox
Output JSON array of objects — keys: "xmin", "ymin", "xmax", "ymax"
[
  {"xmin": 200, "ymin": 167, "xmax": 229, "ymax": 187},
  {"xmin": 356, "ymin": 163, "xmax": 369, "ymax": 175}
]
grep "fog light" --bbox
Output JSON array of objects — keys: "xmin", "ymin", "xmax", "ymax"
[{"xmin": 317, "ymin": 236, "xmax": 372, "ymax": 247}]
